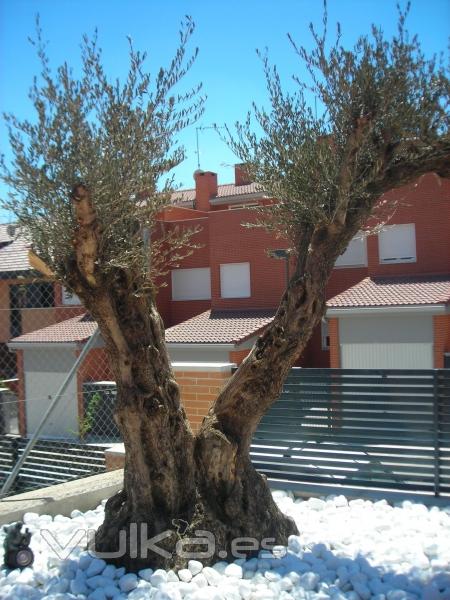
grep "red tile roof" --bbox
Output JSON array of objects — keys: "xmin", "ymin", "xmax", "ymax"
[
  {"xmin": 327, "ymin": 276, "xmax": 450, "ymax": 308},
  {"xmin": 9, "ymin": 309, "xmax": 275, "ymax": 345},
  {"xmin": 171, "ymin": 182, "xmax": 263, "ymax": 206},
  {"xmin": 165, "ymin": 309, "xmax": 275, "ymax": 344},
  {"xmin": 9, "ymin": 314, "xmax": 97, "ymax": 344},
  {"xmin": 0, "ymin": 224, "xmax": 32, "ymax": 273}
]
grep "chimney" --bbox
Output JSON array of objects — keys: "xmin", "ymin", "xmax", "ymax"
[
  {"xmin": 194, "ymin": 170, "xmax": 218, "ymax": 212},
  {"xmin": 234, "ymin": 163, "xmax": 251, "ymax": 186}
]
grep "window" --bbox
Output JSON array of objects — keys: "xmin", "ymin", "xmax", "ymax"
[
  {"xmin": 335, "ymin": 234, "xmax": 367, "ymax": 268},
  {"xmin": 321, "ymin": 318, "xmax": 330, "ymax": 350},
  {"xmin": 378, "ymin": 223, "xmax": 416, "ymax": 263},
  {"xmin": 228, "ymin": 203, "xmax": 259, "ymax": 210},
  {"xmin": 62, "ymin": 287, "xmax": 82, "ymax": 305},
  {"xmin": 220, "ymin": 262, "xmax": 251, "ymax": 298},
  {"xmin": 10, "ymin": 282, "xmax": 55, "ymax": 309},
  {"xmin": 171, "ymin": 267, "xmax": 211, "ymax": 301}
]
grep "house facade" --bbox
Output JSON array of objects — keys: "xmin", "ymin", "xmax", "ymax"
[{"xmin": 5, "ymin": 166, "xmax": 450, "ymax": 437}]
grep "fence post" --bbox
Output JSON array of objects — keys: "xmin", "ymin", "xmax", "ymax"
[{"xmin": 432, "ymin": 370, "xmax": 441, "ymax": 497}]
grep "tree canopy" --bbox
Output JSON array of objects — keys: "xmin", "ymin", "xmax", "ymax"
[
  {"xmin": 229, "ymin": 3, "xmax": 449, "ymax": 256},
  {"xmin": 1, "ymin": 16, "xmax": 204, "ymax": 291}
]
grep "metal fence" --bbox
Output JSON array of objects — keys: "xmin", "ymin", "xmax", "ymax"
[
  {"xmin": 0, "ymin": 275, "xmax": 119, "ymax": 496},
  {"xmin": 252, "ymin": 368, "xmax": 450, "ymax": 498}
]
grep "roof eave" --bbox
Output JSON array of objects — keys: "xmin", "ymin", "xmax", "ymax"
[
  {"xmin": 166, "ymin": 342, "xmax": 237, "ymax": 349},
  {"xmin": 0, "ymin": 268, "xmax": 35, "ymax": 280},
  {"xmin": 209, "ymin": 192, "xmax": 267, "ymax": 206},
  {"xmin": 326, "ymin": 303, "xmax": 449, "ymax": 317},
  {"xmin": 8, "ymin": 341, "xmax": 81, "ymax": 350}
]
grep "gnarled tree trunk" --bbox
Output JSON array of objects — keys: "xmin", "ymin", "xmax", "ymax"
[{"xmin": 91, "ymin": 219, "xmax": 357, "ymax": 571}]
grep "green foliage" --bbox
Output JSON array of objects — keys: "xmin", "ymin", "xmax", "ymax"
[
  {"xmin": 1, "ymin": 16, "xmax": 205, "ymax": 290},
  {"xmin": 74, "ymin": 391, "xmax": 102, "ymax": 440},
  {"xmin": 228, "ymin": 2, "xmax": 450, "ymax": 253}
]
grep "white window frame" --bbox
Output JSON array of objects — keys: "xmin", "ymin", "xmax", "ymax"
[
  {"xmin": 334, "ymin": 234, "xmax": 367, "ymax": 268},
  {"xmin": 220, "ymin": 262, "xmax": 251, "ymax": 299},
  {"xmin": 171, "ymin": 267, "xmax": 211, "ymax": 301},
  {"xmin": 321, "ymin": 318, "xmax": 330, "ymax": 350},
  {"xmin": 378, "ymin": 223, "xmax": 416, "ymax": 264}
]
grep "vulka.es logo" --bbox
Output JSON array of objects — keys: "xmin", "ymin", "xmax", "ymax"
[{"xmin": 40, "ymin": 525, "xmax": 284, "ymax": 561}]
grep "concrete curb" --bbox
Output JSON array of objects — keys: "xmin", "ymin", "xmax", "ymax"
[{"xmin": 0, "ymin": 469, "xmax": 124, "ymax": 526}]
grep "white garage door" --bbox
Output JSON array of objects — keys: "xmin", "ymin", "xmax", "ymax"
[
  {"xmin": 339, "ymin": 314, "xmax": 434, "ymax": 369},
  {"xmin": 341, "ymin": 342, "xmax": 433, "ymax": 369}
]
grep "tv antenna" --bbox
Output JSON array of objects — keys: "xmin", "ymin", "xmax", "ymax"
[{"xmin": 195, "ymin": 124, "xmax": 225, "ymax": 170}]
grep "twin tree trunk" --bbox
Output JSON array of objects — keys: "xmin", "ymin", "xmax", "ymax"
[
  {"xmin": 91, "ymin": 282, "xmax": 304, "ymax": 572},
  {"xmin": 70, "ymin": 184, "xmax": 357, "ymax": 571},
  {"xmin": 89, "ymin": 227, "xmax": 344, "ymax": 572}
]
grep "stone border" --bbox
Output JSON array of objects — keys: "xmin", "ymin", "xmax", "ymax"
[{"xmin": 0, "ymin": 469, "xmax": 123, "ymax": 526}]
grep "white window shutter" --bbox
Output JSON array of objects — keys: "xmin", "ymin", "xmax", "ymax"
[
  {"xmin": 335, "ymin": 235, "xmax": 367, "ymax": 267},
  {"xmin": 220, "ymin": 263, "xmax": 251, "ymax": 298},
  {"xmin": 379, "ymin": 224, "xmax": 416, "ymax": 263},
  {"xmin": 171, "ymin": 268, "xmax": 211, "ymax": 301}
]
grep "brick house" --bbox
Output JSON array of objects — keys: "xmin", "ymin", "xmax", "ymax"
[
  {"xmin": 0, "ymin": 224, "xmax": 84, "ymax": 379},
  {"xmin": 6, "ymin": 166, "xmax": 450, "ymax": 436}
]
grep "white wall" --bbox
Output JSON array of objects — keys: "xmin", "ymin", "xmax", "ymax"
[
  {"xmin": 339, "ymin": 314, "xmax": 433, "ymax": 369},
  {"xmin": 168, "ymin": 346, "xmax": 231, "ymax": 363},
  {"xmin": 24, "ymin": 347, "xmax": 79, "ymax": 438}
]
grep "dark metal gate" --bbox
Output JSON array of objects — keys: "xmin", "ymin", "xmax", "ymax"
[{"xmin": 251, "ymin": 368, "xmax": 450, "ymax": 497}]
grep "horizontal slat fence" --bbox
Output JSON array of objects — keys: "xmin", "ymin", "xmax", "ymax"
[
  {"xmin": 0, "ymin": 436, "xmax": 107, "ymax": 493},
  {"xmin": 251, "ymin": 368, "xmax": 450, "ymax": 497}
]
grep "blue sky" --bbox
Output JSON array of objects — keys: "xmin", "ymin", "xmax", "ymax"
[{"xmin": 0, "ymin": 0, "xmax": 449, "ymax": 223}]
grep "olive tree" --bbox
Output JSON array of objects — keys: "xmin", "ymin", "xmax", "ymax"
[{"xmin": 2, "ymin": 6, "xmax": 449, "ymax": 571}]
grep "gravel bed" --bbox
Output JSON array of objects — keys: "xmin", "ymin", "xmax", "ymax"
[{"xmin": 0, "ymin": 490, "xmax": 449, "ymax": 599}]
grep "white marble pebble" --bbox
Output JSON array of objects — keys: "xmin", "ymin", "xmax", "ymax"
[
  {"xmin": 188, "ymin": 559, "xmax": 204, "ymax": 576},
  {"xmin": 89, "ymin": 589, "xmax": 108, "ymax": 600},
  {"xmin": 223, "ymin": 562, "xmax": 243, "ymax": 578},
  {"xmin": 167, "ymin": 569, "xmax": 179, "ymax": 582},
  {"xmin": 115, "ymin": 567, "xmax": 126, "ymax": 578},
  {"xmin": 137, "ymin": 567, "xmax": 153, "ymax": 581},
  {"xmin": 70, "ymin": 576, "xmax": 88, "ymax": 595},
  {"xmin": 192, "ymin": 572, "xmax": 208, "ymax": 588},
  {"xmin": 202, "ymin": 566, "xmax": 222, "ymax": 586},
  {"xmin": 119, "ymin": 573, "xmax": 138, "ymax": 592},
  {"xmin": 87, "ymin": 574, "xmax": 110, "ymax": 589},
  {"xmin": 86, "ymin": 558, "xmax": 107, "ymax": 577},
  {"xmin": 102, "ymin": 564, "xmax": 116, "ymax": 578},
  {"xmin": 150, "ymin": 568, "xmax": 169, "ymax": 587},
  {"xmin": 178, "ymin": 568, "xmax": 193, "ymax": 582},
  {"xmin": 104, "ymin": 583, "xmax": 121, "ymax": 598},
  {"xmin": 211, "ymin": 560, "xmax": 228, "ymax": 574}
]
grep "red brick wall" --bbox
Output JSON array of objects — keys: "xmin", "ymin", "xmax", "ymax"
[
  {"xmin": 174, "ymin": 368, "xmax": 231, "ymax": 433},
  {"xmin": 329, "ymin": 318, "xmax": 340, "ymax": 368},
  {"xmin": 433, "ymin": 315, "xmax": 450, "ymax": 368},
  {"xmin": 367, "ymin": 174, "xmax": 450, "ymax": 278},
  {"xmin": 208, "ymin": 209, "xmax": 288, "ymax": 310},
  {"xmin": 229, "ymin": 349, "xmax": 250, "ymax": 364}
]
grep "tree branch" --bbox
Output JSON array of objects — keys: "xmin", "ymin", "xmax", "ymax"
[{"xmin": 71, "ymin": 183, "xmax": 100, "ymax": 287}]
